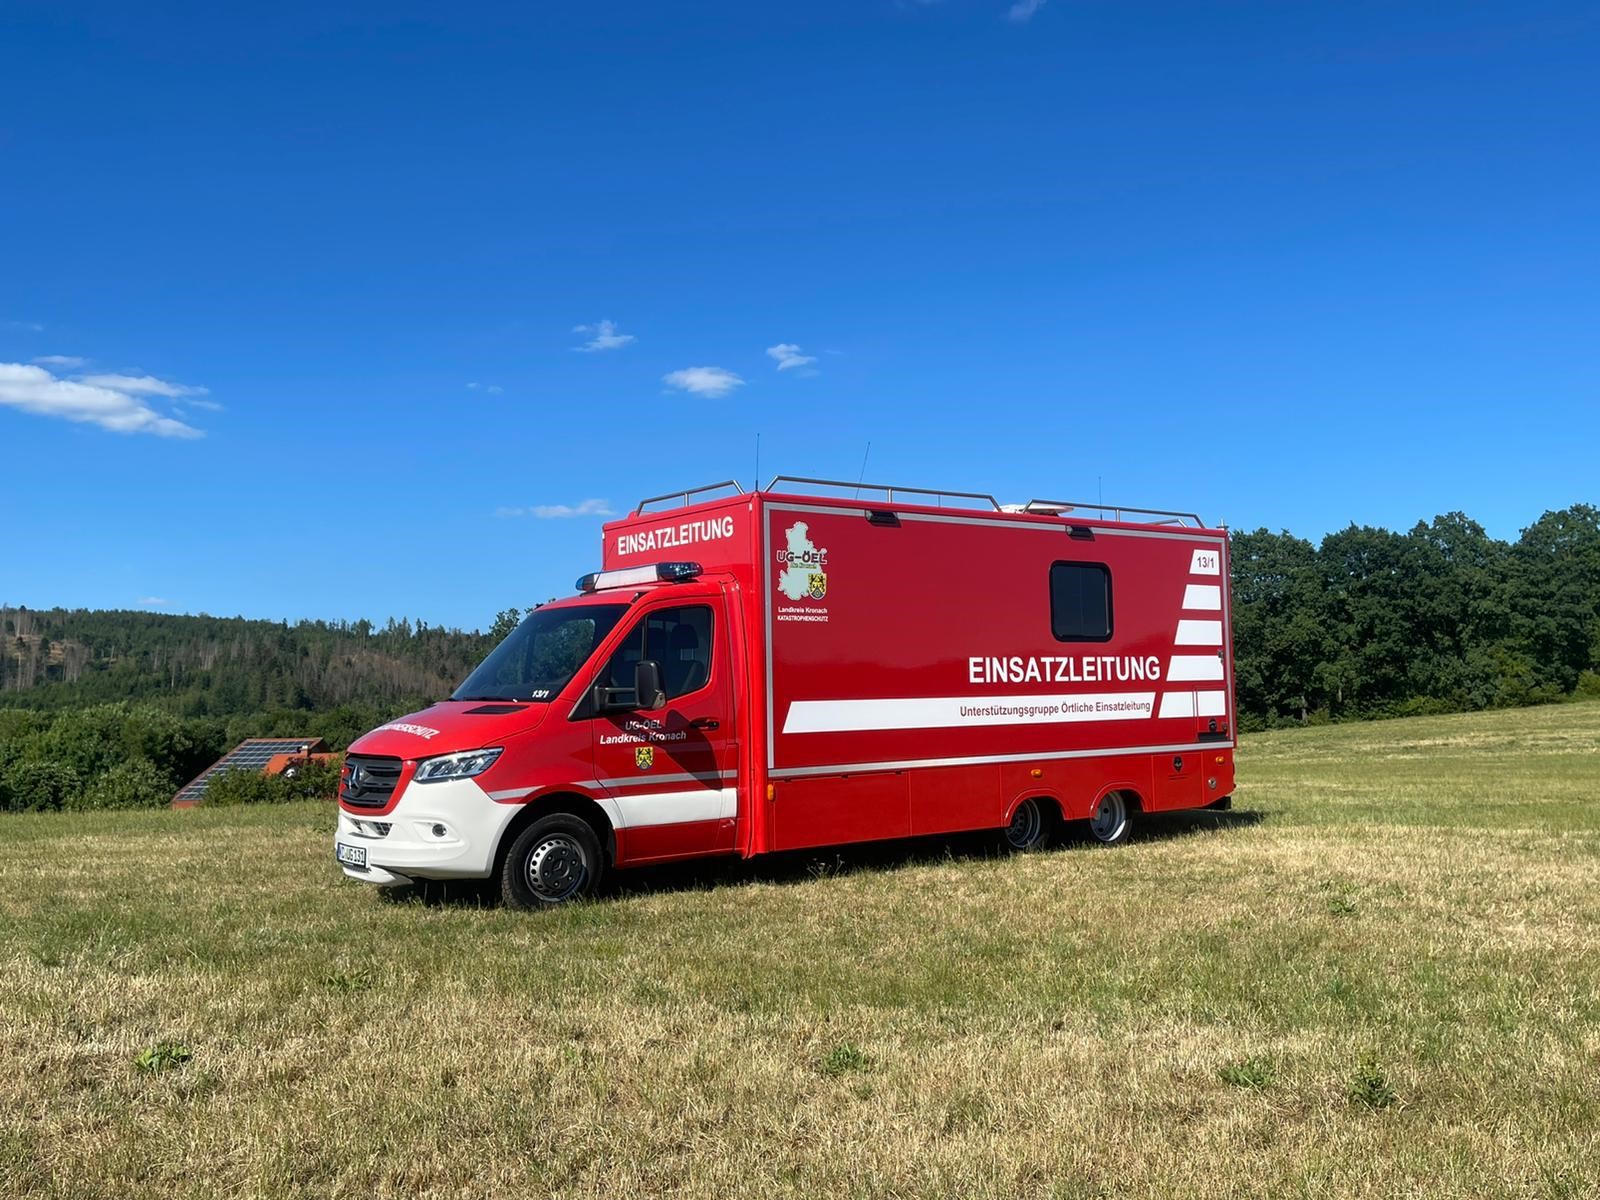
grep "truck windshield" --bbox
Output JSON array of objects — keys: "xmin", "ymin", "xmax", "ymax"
[{"xmin": 453, "ymin": 604, "xmax": 628, "ymax": 702}]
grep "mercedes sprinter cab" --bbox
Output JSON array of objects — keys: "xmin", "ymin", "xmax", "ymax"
[{"xmin": 335, "ymin": 477, "xmax": 1237, "ymax": 908}]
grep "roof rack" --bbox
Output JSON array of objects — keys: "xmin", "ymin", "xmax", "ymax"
[
  {"xmin": 630, "ymin": 478, "xmax": 1207, "ymax": 526},
  {"xmin": 763, "ymin": 475, "xmax": 1002, "ymax": 510},
  {"xmin": 1015, "ymin": 498, "xmax": 1204, "ymax": 527},
  {"xmin": 635, "ymin": 480, "xmax": 746, "ymax": 513}
]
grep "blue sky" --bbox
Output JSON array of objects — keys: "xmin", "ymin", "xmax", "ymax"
[{"xmin": 3, "ymin": 1, "xmax": 1596, "ymax": 630}]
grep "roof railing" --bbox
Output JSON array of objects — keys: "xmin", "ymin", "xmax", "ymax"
[
  {"xmin": 630, "ymin": 478, "xmax": 1207, "ymax": 526},
  {"xmin": 634, "ymin": 480, "xmax": 746, "ymax": 513},
  {"xmin": 1016, "ymin": 498, "xmax": 1204, "ymax": 526},
  {"xmin": 763, "ymin": 475, "xmax": 1002, "ymax": 510}
]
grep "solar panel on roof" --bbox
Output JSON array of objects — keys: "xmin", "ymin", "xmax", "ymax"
[{"xmin": 173, "ymin": 739, "xmax": 321, "ymax": 802}]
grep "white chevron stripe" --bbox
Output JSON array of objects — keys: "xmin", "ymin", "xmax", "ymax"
[
  {"xmin": 1158, "ymin": 690, "xmax": 1228, "ymax": 718},
  {"xmin": 1175, "ymin": 618, "xmax": 1223, "ymax": 646},
  {"xmin": 1166, "ymin": 655, "xmax": 1225, "ymax": 682},
  {"xmin": 1158, "ymin": 692, "xmax": 1194, "ymax": 718},
  {"xmin": 1181, "ymin": 583, "xmax": 1222, "ymax": 611}
]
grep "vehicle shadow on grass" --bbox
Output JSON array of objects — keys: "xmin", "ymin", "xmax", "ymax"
[
  {"xmin": 621, "ymin": 806, "xmax": 1270, "ymax": 900},
  {"xmin": 384, "ymin": 806, "xmax": 1267, "ymax": 910}
]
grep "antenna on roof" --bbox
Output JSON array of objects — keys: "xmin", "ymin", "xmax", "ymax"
[
  {"xmin": 755, "ymin": 433, "xmax": 761, "ymax": 491},
  {"xmin": 853, "ymin": 441, "xmax": 872, "ymax": 499}
]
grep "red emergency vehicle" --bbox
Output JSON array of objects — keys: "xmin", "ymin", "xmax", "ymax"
[{"xmin": 335, "ymin": 477, "xmax": 1236, "ymax": 908}]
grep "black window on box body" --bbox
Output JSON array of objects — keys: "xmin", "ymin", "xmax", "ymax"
[{"xmin": 1050, "ymin": 562, "xmax": 1113, "ymax": 642}]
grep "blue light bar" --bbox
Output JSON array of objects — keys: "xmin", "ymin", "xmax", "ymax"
[{"xmin": 575, "ymin": 561, "xmax": 704, "ymax": 593}]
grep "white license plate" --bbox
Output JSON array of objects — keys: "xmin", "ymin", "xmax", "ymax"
[{"xmin": 335, "ymin": 842, "xmax": 368, "ymax": 869}]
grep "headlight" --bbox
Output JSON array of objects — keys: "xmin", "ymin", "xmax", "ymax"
[{"xmin": 413, "ymin": 748, "xmax": 504, "ymax": 784}]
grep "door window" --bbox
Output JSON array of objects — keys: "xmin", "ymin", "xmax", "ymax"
[{"xmin": 600, "ymin": 605, "xmax": 715, "ymax": 702}]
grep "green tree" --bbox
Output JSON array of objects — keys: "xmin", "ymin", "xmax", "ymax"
[
  {"xmin": 1313, "ymin": 527, "xmax": 1395, "ymax": 715},
  {"xmin": 1505, "ymin": 506, "xmax": 1600, "ymax": 693},
  {"xmin": 1230, "ymin": 529, "xmax": 1333, "ymax": 724},
  {"xmin": 70, "ymin": 758, "xmax": 173, "ymax": 811},
  {"xmin": 0, "ymin": 760, "xmax": 83, "ymax": 812},
  {"xmin": 203, "ymin": 767, "xmax": 280, "ymax": 806},
  {"xmin": 489, "ymin": 608, "xmax": 522, "ymax": 642}
]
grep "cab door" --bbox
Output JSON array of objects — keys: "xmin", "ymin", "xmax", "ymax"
[{"xmin": 587, "ymin": 598, "xmax": 738, "ymax": 862}]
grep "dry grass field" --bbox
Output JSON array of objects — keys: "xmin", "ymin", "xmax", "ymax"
[{"xmin": 3, "ymin": 703, "xmax": 1598, "ymax": 1199}]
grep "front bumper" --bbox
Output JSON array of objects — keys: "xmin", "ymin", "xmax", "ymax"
[{"xmin": 334, "ymin": 776, "xmax": 519, "ymax": 885}]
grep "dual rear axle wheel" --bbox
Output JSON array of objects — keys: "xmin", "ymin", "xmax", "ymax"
[{"xmin": 1002, "ymin": 792, "xmax": 1134, "ymax": 852}]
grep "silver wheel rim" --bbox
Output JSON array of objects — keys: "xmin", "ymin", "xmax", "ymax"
[
  {"xmin": 525, "ymin": 834, "xmax": 587, "ymax": 902},
  {"xmin": 1090, "ymin": 793, "xmax": 1127, "ymax": 843},
  {"xmin": 1005, "ymin": 799, "xmax": 1043, "ymax": 849}
]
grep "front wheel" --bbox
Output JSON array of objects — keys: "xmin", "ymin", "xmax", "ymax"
[{"xmin": 500, "ymin": 814, "xmax": 604, "ymax": 909}]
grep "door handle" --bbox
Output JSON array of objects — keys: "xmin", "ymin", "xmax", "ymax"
[{"xmin": 690, "ymin": 717, "xmax": 720, "ymax": 730}]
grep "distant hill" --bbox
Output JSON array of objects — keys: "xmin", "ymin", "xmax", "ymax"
[
  {"xmin": 4, "ymin": 501, "xmax": 1598, "ymax": 733},
  {"xmin": 0, "ymin": 605, "xmax": 498, "ymax": 718}
]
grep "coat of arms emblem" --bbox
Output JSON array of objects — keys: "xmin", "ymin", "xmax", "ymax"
[{"xmin": 635, "ymin": 745, "xmax": 654, "ymax": 770}]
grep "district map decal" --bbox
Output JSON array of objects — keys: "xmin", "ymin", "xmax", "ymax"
[
  {"xmin": 775, "ymin": 521, "xmax": 831, "ymax": 624},
  {"xmin": 777, "ymin": 522, "xmax": 829, "ymax": 600}
]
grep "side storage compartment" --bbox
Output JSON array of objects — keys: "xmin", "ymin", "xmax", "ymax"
[
  {"xmin": 772, "ymin": 773, "xmax": 909, "ymax": 852},
  {"xmin": 910, "ymin": 764, "xmax": 1003, "ymax": 837}
]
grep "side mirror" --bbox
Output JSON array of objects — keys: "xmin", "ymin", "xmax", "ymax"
[{"xmin": 634, "ymin": 660, "xmax": 666, "ymax": 712}]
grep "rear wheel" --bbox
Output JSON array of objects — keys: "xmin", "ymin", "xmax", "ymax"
[
  {"xmin": 500, "ymin": 814, "xmax": 604, "ymax": 909},
  {"xmin": 1001, "ymin": 797, "xmax": 1052, "ymax": 852},
  {"xmin": 1087, "ymin": 791, "xmax": 1132, "ymax": 846}
]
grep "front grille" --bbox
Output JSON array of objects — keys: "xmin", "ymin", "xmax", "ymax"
[{"xmin": 341, "ymin": 754, "xmax": 403, "ymax": 809}]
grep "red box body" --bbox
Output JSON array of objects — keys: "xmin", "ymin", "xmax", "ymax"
[{"xmin": 596, "ymin": 487, "xmax": 1236, "ymax": 862}]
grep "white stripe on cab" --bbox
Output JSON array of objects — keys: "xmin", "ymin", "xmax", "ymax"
[{"xmin": 597, "ymin": 787, "xmax": 737, "ymax": 829}]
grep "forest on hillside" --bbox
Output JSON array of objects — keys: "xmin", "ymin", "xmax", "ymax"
[
  {"xmin": 0, "ymin": 606, "xmax": 524, "ymax": 812},
  {"xmin": 1, "ymin": 504, "xmax": 1596, "ymax": 813},
  {"xmin": 0, "ymin": 607, "xmax": 499, "ymax": 713}
]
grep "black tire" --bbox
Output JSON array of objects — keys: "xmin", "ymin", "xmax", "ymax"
[
  {"xmin": 500, "ymin": 813, "xmax": 604, "ymax": 909},
  {"xmin": 1000, "ymin": 797, "xmax": 1053, "ymax": 852},
  {"xmin": 1086, "ymin": 790, "xmax": 1134, "ymax": 846}
]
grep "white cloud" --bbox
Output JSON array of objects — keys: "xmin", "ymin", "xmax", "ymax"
[
  {"xmin": 466, "ymin": 382, "xmax": 505, "ymax": 395},
  {"xmin": 765, "ymin": 343, "xmax": 818, "ymax": 372},
  {"xmin": 1007, "ymin": 0, "xmax": 1046, "ymax": 21},
  {"xmin": 496, "ymin": 498, "xmax": 617, "ymax": 519},
  {"xmin": 33, "ymin": 355, "xmax": 86, "ymax": 368},
  {"xmin": 0, "ymin": 363, "xmax": 203, "ymax": 438},
  {"xmin": 572, "ymin": 319, "xmax": 636, "ymax": 352},
  {"xmin": 663, "ymin": 366, "xmax": 744, "ymax": 398},
  {"xmin": 138, "ymin": 597, "xmax": 169, "ymax": 607},
  {"xmin": 4, "ymin": 320, "xmax": 44, "ymax": 332},
  {"xmin": 80, "ymin": 372, "xmax": 208, "ymax": 398}
]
